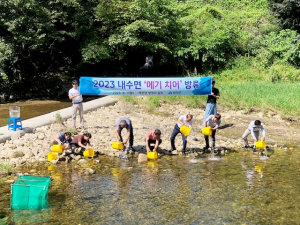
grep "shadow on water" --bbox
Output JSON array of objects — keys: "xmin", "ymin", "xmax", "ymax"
[{"xmin": 1, "ymin": 147, "xmax": 300, "ymax": 224}]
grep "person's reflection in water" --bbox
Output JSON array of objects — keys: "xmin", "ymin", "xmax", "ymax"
[
  {"xmin": 241, "ymin": 152, "xmax": 265, "ymax": 188},
  {"xmin": 113, "ymin": 162, "xmax": 133, "ymax": 197}
]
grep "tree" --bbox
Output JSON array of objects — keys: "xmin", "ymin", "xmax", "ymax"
[
  {"xmin": 270, "ymin": 0, "xmax": 300, "ymax": 33},
  {"xmin": 0, "ymin": 0, "xmax": 98, "ymax": 98},
  {"xmin": 178, "ymin": 5, "xmax": 238, "ymax": 72}
]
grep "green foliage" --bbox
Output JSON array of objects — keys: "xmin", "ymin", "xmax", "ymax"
[
  {"xmin": 0, "ymin": 162, "xmax": 12, "ymax": 175},
  {"xmin": 123, "ymin": 96, "xmax": 136, "ymax": 105},
  {"xmin": 216, "ymin": 56, "xmax": 300, "ymax": 82},
  {"xmin": 146, "ymin": 96, "xmax": 161, "ymax": 110},
  {"xmin": 268, "ymin": 63, "xmax": 300, "ymax": 82},
  {"xmin": 258, "ymin": 30, "xmax": 300, "ymax": 67},
  {"xmin": 0, "ymin": 0, "xmax": 300, "ymax": 97},
  {"xmin": 218, "ymin": 57, "xmax": 266, "ymax": 82},
  {"xmin": 130, "ymin": 80, "xmax": 300, "ymax": 118},
  {"xmin": 0, "ymin": 0, "xmax": 99, "ymax": 97},
  {"xmin": 219, "ymin": 81, "xmax": 300, "ymax": 117},
  {"xmin": 67, "ymin": 128, "xmax": 77, "ymax": 136},
  {"xmin": 55, "ymin": 112, "xmax": 64, "ymax": 124},
  {"xmin": 270, "ymin": 0, "xmax": 300, "ymax": 33},
  {"xmin": 178, "ymin": 5, "xmax": 237, "ymax": 71}
]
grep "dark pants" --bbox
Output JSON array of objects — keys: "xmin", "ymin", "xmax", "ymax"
[
  {"xmin": 118, "ymin": 123, "xmax": 134, "ymax": 148},
  {"xmin": 147, "ymin": 139, "xmax": 162, "ymax": 151},
  {"xmin": 170, "ymin": 124, "xmax": 187, "ymax": 152},
  {"xmin": 204, "ymin": 129, "xmax": 216, "ymax": 148}
]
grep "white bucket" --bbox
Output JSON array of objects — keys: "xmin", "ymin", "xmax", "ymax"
[{"xmin": 9, "ymin": 106, "xmax": 20, "ymax": 118}]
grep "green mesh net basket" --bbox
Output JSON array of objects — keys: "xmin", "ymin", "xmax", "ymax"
[{"xmin": 11, "ymin": 175, "xmax": 51, "ymax": 210}]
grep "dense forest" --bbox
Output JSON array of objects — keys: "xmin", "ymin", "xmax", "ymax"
[{"xmin": 0, "ymin": 0, "xmax": 300, "ymax": 99}]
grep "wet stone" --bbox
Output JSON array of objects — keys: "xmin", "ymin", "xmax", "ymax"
[
  {"xmin": 77, "ymin": 159, "xmax": 87, "ymax": 164},
  {"xmin": 87, "ymin": 168, "xmax": 95, "ymax": 174},
  {"xmin": 138, "ymin": 153, "xmax": 147, "ymax": 163}
]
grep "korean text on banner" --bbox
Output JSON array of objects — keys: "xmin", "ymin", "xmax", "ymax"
[{"xmin": 79, "ymin": 77, "xmax": 212, "ymax": 96}]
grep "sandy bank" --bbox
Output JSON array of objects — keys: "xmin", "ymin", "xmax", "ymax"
[{"xmin": 0, "ymin": 97, "xmax": 298, "ymax": 169}]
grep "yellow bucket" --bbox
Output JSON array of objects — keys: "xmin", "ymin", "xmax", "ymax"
[
  {"xmin": 202, "ymin": 127, "xmax": 212, "ymax": 136},
  {"xmin": 48, "ymin": 165, "xmax": 57, "ymax": 171},
  {"xmin": 147, "ymin": 151, "xmax": 158, "ymax": 160},
  {"xmin": 180, "ymin": 125, "xmax": 191, "ymax": 136},
  {"xmin": 48, "ymin": 152, "xmax": 58, "ymax": 161},
  {"xmin": 112, "ymin": 168, "xmax": 121, "ymax": 177},
  {"xmin": 52, "ymin": 144, "xmax": 63, "ymax": 153},
  {"xmin": 52, "ymin": 172, "xmax": 63, "ymax": 181},
  {"xmin": 83, "ymin": 148, "xmax": 94, "ymax": 157},
  {"xmin": 254, "ymin": 166, "xmax": 264, "ymax": 172},
  {"xmin": 112, "ymin": 142, "xmax": 123, "ymax": 150},
  {"xmin": 256, "ymin": 141, "xmax": 266, "ymax": 149}
]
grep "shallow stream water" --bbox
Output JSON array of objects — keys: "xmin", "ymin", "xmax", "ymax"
[{"xmin": 1, "ymin": 148, "xmax": 300, "ymax": 224}]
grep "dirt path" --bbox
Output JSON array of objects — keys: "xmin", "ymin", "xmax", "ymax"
[{"xmin": 134, "ymin": 98, "xmax": 300, "ymax": 149}]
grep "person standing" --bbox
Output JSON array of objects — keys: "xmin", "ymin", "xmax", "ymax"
[
  {"xmin": 69, "ymin": 80, "xmax": 84, "ymax": 129},
  {"xmin": 170, "ymin": 114, "xmax": 193, "ymax": 155},
  {"xmin": 145, "ymin": 129, "xmax": 162, "ymax": 152},
  {"xmin": 203, "ymin": 113, "xmax": 221, "ymax": 152},
  {"xmin": 242, "ymin": 120, "xmax": 266, "ymax": 152},
  {"xmin": 115, "ymin": 117, "xmax": 135, "ymax": 152},
  {"xmin": 202, "ymin": 79, "xmax": 220, "ymax": 127}
]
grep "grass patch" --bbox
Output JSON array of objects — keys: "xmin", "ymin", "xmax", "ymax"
[
  {"xmin": 123, "ymin": 96, "xmax": 136, "ymax": 105},
  {"xmin": 122, "ymin": 81, "xmax": 300, "ymax": 119},
  {"xmin": 146, "ymin": 96, "xmax": 161, "ymax": 110},
  {"xmin": 219, "ymin": 81, "xmax": 300, "ymax": 117},
  {"xmin": 0, "ymin": 162, "xmax": 12, "ymax": 175},
  {"xmin": 55, "ymin": 112, "xmax": 64, "ymax": 124},
  {"xmin": 67, "ymin": 128, "xmax": 78, "ymax": 136}
]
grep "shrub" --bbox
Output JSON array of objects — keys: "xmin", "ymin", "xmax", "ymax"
[{"xmin": 0, "ymin": 162, "xmax": 12, "ymax": 175}]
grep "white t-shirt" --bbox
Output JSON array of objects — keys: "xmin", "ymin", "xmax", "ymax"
[
  {"xmin": 177, "ymin": 115, "xmax": 193, "ymax": 128},
  {"xmin": 205, "ymin": 115, "xmax": 221, "ymax": 128},
  {"xmin": 248, "ymin": 121, "xmax": 264, "ymax": 132},
  {"xmin": 69, "ymin": 86, "xmax": 83, "ymax": 104}
]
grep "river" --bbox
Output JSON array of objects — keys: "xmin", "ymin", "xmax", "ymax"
[{"xmin": 1, "ymin": 148, "xmax": 300, "ymax": 224}]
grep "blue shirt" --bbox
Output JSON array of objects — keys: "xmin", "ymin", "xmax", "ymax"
[
  {"xmin": 58, "ymin": 133, "xmax": 72, "ymax": 144},
  {"xmin": 116, "ymin": 117, "xmax": 132, "ymax": 130}
]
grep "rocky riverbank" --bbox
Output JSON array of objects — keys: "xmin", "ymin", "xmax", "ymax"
[{"xmin": 0, "ymin": 97, "xmax": 299, "ymax": 173}]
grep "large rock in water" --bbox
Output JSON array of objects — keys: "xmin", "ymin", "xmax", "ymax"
[{"xmin": 138, "ymin": 153, "xmax": 148, "ymax": 163}]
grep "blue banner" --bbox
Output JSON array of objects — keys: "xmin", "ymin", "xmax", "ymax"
[{"xmin": 79, "ymin": 77, "xmax": 212, "ymax": 96}]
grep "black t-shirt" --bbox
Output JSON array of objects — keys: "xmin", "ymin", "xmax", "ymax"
[{"xmin": 206, "ymin": 87, "xmax": 220, "ymax": 103}]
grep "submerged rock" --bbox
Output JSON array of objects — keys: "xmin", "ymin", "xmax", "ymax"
[
  {"xmin": 87, "ymin": 168, "xmax": 95, "ymax": 174},
  {"xmin": 138, "ymin": 153, "xmax": 147, "ymax": 163},
  {"xmin": 77, "ymin": 159, "xmax": 87, "ymax": 164}
]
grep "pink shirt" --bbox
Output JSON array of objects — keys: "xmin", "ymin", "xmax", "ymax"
[{"xmin": 146, "ymin": 130, "xmax": 161, "ymax": 140}]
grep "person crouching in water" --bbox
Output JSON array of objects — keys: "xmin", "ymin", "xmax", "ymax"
[
  {"xmin": 203, "ymin": 113, "xmax": 221, "ymax": 152},
  {"xmin": 115, "ymin": 117, "xmax": 135, "ymax": 153},
  {"xmin": 145, "ymin": 129, "xmax": 162, "ymax": 153},
  {"xmin": 242, "ymin": 120, "xmax": 265, "ymax": 152},
  {"xmin": 53, "ymin": 132, "xmax": 74, "ymax": 150},
  {"xmin": 71, "ymin": 133, "xmax": 92, "ymax": 154},
  {"xmin": 170, "ymin": 114, "xmax": 193, "ymax": 156}
]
